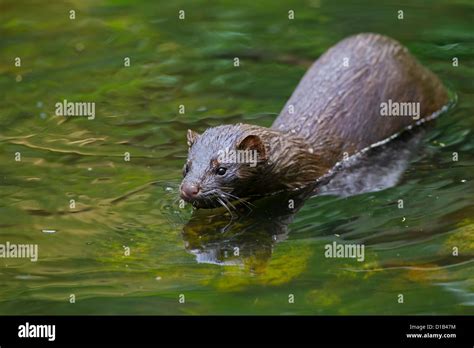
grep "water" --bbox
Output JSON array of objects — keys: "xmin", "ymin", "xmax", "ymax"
[{"xmin": 0, "ymin": 0, "xmax": 473, "ymax": 315}]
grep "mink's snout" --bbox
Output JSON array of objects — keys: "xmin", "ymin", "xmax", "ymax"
[{"xmin": 180, "ymin": 182, "xmax": 201, "ymax": 201}]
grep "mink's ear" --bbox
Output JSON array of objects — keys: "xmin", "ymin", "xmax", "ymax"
[
  {"xmin": 237, "ymin": 135, "xmax": 267, "ymax": 161},
  {"xmin": 187, "ymin": 129, "xmax": 200, "ymax": 147}
]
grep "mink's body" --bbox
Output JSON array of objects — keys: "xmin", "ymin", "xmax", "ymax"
[{"xmin": 180, "ymin": 33, "xmax": 449, "ymax": 208}]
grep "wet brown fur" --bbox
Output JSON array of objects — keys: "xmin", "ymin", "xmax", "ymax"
[{"xmin": 182, "ymin": 33, "xmax": 449, "ymax": 207}]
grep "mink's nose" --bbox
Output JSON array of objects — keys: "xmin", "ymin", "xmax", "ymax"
[{"xmin": 180, "ymin": 183, "xmax": 200, "ymax": 201}]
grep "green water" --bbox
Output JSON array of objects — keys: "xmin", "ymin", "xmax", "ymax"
[{"xmin": 0, "ymin": 0, "xmax": 473, "ymax": 315}]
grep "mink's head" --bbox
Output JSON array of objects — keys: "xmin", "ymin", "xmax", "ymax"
[{"xmin": 179, "ymin": 124, "xmax": 269, "ymax": 209}]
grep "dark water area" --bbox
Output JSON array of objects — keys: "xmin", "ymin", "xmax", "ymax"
[{"xmin": 0, "ymin": 0, "xmax": 473, "ymax": 314}]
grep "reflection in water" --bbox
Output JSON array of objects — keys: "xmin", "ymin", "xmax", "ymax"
[
  {"xmin": 182, "ymin": 187, "xmax": 311, "ymax": 267},
  {"xmin": 182, "ymin": 128, "xmax": 426, "ymax": 266}
]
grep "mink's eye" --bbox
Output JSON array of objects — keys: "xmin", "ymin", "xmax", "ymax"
[{"xmin": 216, "ymin": 167, "xmax": 227, "ymax": 176}]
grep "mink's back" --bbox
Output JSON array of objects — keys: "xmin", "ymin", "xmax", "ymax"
[{"xmin": 272, "ymin": 33, "xmax": 448, "ymax": 161}]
